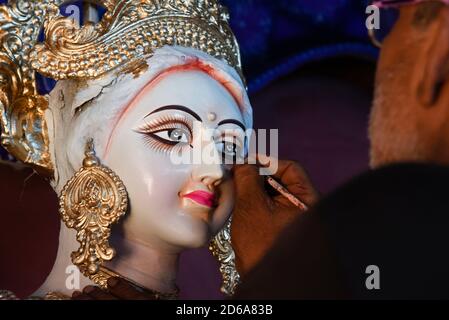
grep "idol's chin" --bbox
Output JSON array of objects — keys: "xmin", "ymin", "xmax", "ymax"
[{"xmin": 169, "ymin": 214, "xmax": 213, "ymax": 249}]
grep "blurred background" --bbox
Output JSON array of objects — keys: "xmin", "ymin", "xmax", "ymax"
[{"xmin": 0, "ymin": 0, "xmax": 389, "ymax": 299}]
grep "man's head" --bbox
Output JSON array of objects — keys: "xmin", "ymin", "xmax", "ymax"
[{"xmin": 369, "ymin": 2, "xmax": 449, "ymax": 167}]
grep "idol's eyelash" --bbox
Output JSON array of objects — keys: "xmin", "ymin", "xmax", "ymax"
[
  {"xmin": 140, "ymin": 133, "xmax": 183, "ymax": 154},
  {"xmin": 135, "ymin": 114, "xmax": 193, "ymax": 136},
  {"xmin": 135, "ymin": 114, "xmax": 193, "ymax": 154}
]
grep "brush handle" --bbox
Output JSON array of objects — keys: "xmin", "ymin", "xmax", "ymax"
[{"xmin": 266, "ymin": 176, "xmax": 308, "ymax": 211}]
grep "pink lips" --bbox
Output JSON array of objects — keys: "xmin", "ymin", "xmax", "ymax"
[{"xmin": 183, "ymin": 190, "xmax": 216, "ymax": 208}]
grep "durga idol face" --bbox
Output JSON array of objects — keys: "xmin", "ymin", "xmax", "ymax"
[{"xmin": 103, "ymin": 69, "xmax": 247, "ymax": 250}]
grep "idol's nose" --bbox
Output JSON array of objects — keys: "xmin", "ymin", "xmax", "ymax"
[
  {"xmin": 193, "ymin": 160, "xmax": 224, "ymax": 188},
  {"xmin": 191, "ymin": 128, "xmax": 224, "ymax": 189}
]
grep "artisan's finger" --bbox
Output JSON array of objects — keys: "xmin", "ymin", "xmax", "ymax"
[
  {"xmin": 272, "ymin": 159, "xmax": 309, "ymax": 186},
  {"xmin": 233, "ymin": 164, "xmax": 267, "ymax": 203}
]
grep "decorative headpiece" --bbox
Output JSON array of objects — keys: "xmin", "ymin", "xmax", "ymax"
[{"xmin": 0, "ymin": 0, "xmax": 243, "ymax": 175}]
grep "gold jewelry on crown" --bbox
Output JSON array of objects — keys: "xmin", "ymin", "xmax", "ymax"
[
  {"xmin": 0, "ymin": 0, "xmax": 242, "ymax": 174},
  {"xmin": 31, "ymin": 0, "xmax": 243, "ymax": 80}
]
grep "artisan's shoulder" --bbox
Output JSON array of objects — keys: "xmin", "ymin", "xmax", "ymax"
[
  {"xmin": 317, "ymin": 163, "xmax": 449, "ymax": 299},
  {"xmin": 318, "ymin": 163, "xmax": 449, "ymax": 220}
]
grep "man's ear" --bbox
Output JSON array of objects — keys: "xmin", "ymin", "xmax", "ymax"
[{"xmin": 417, "ymin": 6, "xmax": 449, "ymax": 107}]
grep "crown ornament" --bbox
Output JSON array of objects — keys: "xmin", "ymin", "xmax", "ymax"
[
  {"xmin": 0, "ymin": 1, "xmax": 55, "ymax": 174},
  {"xmin": 0, "ymin": 0, "xmax": 243, "ymax": 174},
  {"xmin": 31, "ymin": 0, "xmax": 243, "ymax": 80}
]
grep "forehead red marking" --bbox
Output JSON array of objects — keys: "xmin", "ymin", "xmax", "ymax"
[
  {"xmin": 104, "ymin": 59, "xmax": 245, "ymax": 156},
  {"xmin": 148, "ymin": 59, "xmax": 244, "ymax": 107}
]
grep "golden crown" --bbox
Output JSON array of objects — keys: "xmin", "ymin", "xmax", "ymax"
[
  {"xmin": 31, "ymin": 0, "xmax": 242, "ymax": 79},
  {"xmin": 0, "ymin": 0, "xmax": 242, "ymax": 175}
]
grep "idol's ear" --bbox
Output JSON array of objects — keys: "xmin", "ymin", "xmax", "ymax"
[{"xmin": 414, "ymin": 4, "xmax": 449, "ymax": 107}]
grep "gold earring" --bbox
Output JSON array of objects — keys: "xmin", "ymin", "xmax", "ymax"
[
  {"xmin": 59, "ymin": 139, "xmax": 128, "ymax": 288},
  {"xmin": 210, "ymin": 217, "xmax": 241, "ymax": 296}
]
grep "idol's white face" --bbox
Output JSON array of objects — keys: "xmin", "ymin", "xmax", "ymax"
[{"xmin": 104, "ymin": 70, "xmax": 247, "ymax": 251}]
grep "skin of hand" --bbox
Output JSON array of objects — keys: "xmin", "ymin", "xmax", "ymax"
[
  {"xmin": 71, "ymin": 277, "xmax": 157, "ymax": 300},
  {"xmin": 230, "ymin": 159, "xmax": 319, "ymax": 278}
]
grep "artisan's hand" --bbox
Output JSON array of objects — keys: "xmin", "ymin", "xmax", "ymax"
[
  {"xmin": 71, "ymin": 277, "xmax": 157, "ymax": 300},
  {"xmin": 231, "ymin": 159, "xmax": 319, "ymax": 277}
]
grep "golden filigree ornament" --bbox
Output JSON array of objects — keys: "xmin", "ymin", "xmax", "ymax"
[
  {"xmin": 0, "ymin": 1, "xmax": 56, "ymax": 174},
  {"xmin": 30, "ymin": 0, "xmax": 243, "ymax": 80},
  {"xmin": 59, "ymin": 139, "xmax": 128, "ymax": 287},
  {"xmin": 210, "ymin": 218, "xmax": 240, "ymax": 296}
]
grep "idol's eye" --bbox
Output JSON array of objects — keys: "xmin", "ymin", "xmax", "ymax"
[
  {"xmin": 135, "ymin": 115, "xmax": 194, "ymax": 153},
  {"xmin": 151, "ymin": 128, "xmax": 191, "ymax": 145},
  {"xmin": 217, "ymin": 137, "xmax": 244, "ymax": 163},
  {"xmin": 222, "ymin": 141, "xmax": 238, "ymax": 156}
]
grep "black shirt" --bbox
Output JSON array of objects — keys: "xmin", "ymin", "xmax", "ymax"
[{"xmin": 235, "ymin": 164, "xmax": 449, "ymax": 299}]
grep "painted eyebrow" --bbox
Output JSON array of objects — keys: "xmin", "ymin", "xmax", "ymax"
[
  {"xmin": 146, "ymin": 105, "xmax": 202, "ymax": 122},
  {"xmin": 218, "ymin": 119, "xmax": 246, "ymax": 131}
]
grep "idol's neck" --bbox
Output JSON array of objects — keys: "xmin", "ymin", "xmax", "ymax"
[
  {"xmin": 34, "ymin": 222, "xmax": 179, "ymax": 297},
  {"xmin": 104, "ymin": 234, "xmax": 179, "ymax": 294}
]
